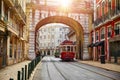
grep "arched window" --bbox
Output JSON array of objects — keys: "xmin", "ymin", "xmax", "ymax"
[
  {"xmin": 116, "ymin": 0, "xmax": 120, "ymax": 11},
  {"xmin": 101, "ymin": 28, "xmax": 105, "ymax": 39},
  {"xmin": 96, "ymin": 31, "xmax": 99, "ymax": 40},
  {"xmin": 114, "ymin": 23, "xmax": 120, "ymax": 35},
  {"xmin": 108, "ymin": 0, "xmax": 112, "ymax": 16},
  {"xmin": 108, "ymin": 26, "xmax": 112, "ymax": 37}
]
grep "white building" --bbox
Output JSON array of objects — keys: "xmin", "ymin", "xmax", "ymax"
[{"xmin": 38, "ymin": 23, "xmax": 70, "ymax": 55}]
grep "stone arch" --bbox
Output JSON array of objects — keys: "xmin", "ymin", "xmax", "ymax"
[{"xmin": 35, "ymin": 16, "xmax": 84, "ymax": 59}]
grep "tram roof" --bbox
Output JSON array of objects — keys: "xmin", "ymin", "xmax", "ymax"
[{"xmin": 60, "ymin": 40, "xmax": 74, "ymax": 45}]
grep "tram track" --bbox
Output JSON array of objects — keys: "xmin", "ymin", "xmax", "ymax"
[
  {"xmin": 52, "ymin": 62, "xmax": 69, "ymax": 80},
  {"xmin": 46, "ymin": 62, "xmax": 52, "ymax": 80},
  {"xmin": 41, "ymin": 56, "xmax": 120, "ymax": 80},
  {"xmin": 45, "ymin": 57, "xmax": 68, "ymax": 80},
  {"xmin": 68, "ymin": 62, "xmax": 118, "ymax": 80}
]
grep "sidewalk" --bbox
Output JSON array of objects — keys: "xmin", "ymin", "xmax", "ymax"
[
  {"xmin": 0, "ymin": 60, "xmax": 31, "ymax": 80},
  {"xmin": 78, "ymin": 60, "xmax": 120, "ymax": 72}
]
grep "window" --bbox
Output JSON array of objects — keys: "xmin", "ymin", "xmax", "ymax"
[
  {"xmin": 102, "ymin": 1, "xmax": 105, "ymax": 16},
  {"xmin": 52, "ymin": 28, "xmax": 54, "ymax": 31},
  {"xmin": 71, "ymin": 46, "xmax": 73, "ymax": 52},
  {"xmin": 96, "ymin": 32, "xmax": 99, "ymax": 40},
  {"xmin": 101, "ymin": 28, "xmax": 105, "ymax": 39},
  {"xmin": 60, "ymin": 28, "xmax": 62, "ymax": 31},
  {"xmin": 111, "ymin": 0, "xmax": 115, "ymax": 9},
  {"xmin": 108, "ymin": 27, "xmax": 112, "ymax": 37},
  {"xmin": 10, "ymin": 44, "xmax": 12, "ymax": 57},
  {"xmin": 44, "ymin": 43, "xmax": 46, "ymax": 47},
  {"xmin": 44, "ymin": 35, "xmax": 46, "ymax": 39},
  {"xmin": 67, "ymin": 46, "xmax": 70, "ymax": 51},
  {"xmin": 108, "ymin": 0, "xmax": 112, "ymax": 15},
  {"xmin": 104, "ymin": 0, "xmax": 108, "ymax": 14},
  {"xmin": 62, "ymin": 46, "xmax": 66, "ymax": 51},
  {"xmin": 0, "ymin": 38, "xmax": 3, "ymax": 55},
  {"xmin": 96, "ymin": 6, "xmax": 99, "ymax": 18},
  {"xmin": 60, "ymin": 34, "xmax": 62, "ymax": 38},
  {"xmin": 91, "ymin": 33, "xmax": 94, "ymax": 42},
  {"xmin": 116, "ymin": 0, "xmax": 120, "ymax": 11},
  {"xmin": 114, "ymin": 23, "xmax": 120, "ymax": 35},
  {"xmin": 40, "ymin": 36, "xmax": 42, "ymax": 39}
]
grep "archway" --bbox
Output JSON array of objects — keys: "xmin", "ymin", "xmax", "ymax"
[{"xmin": 35, "ymin": 16, "xmax": 84, "ymax": 59}]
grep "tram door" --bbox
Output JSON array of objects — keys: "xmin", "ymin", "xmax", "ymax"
[{"xmin": 1, "ymin": 37, "xmax": 7, "ymax": 67}]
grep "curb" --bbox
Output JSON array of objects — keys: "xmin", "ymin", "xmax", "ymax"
[
  {"xmin": 29, "ymin": 61, "xmax": 42, "ymax": 80},
  {"xmin": 78, "ymin": 60, "xmax": 120, "ymax": 73}
]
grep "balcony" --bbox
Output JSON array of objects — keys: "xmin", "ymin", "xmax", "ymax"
[
  {"xmin": 15, "ymin": 3, "xmax": 26, "ymax": 24},
  {"xmin": 94, "ymin": 8, "xmax": 120, "ymax": 27},
  {"xmin": 7, "ymin": 18, "xmax": 19, "ymax": 36},
  {"xmin": 4, "ymin": 0, "xmax": 26, "ymax": 24},
  {"xmin": 94, "ymin": 16, "xmax": 103, "ymax": 26},
  {"xmin": 104, "ymin": 12, "xmax": 110, "ymax": 21}
]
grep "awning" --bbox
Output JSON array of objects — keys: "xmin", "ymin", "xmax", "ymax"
[
  {"xmin": 88, "ymin": 43, "xmax": 95, "ymax": 47},
  {"xmin": 94, "ymin": 41, "xmax": 104, "ymax": 47}
]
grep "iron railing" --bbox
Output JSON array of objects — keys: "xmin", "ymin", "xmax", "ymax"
[
  {"xmin": 94, "ymin": 8, "xmax": 120, "ymax": 26},
  {"xmin": 9, "ymin": 56, "xmax": 42, "ymax": 80}
]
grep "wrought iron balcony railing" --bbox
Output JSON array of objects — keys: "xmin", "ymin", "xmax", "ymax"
[
  {"xmin": 94, "ymin": 8, "xmax": 120, "ymax": 27},
  {"xmin": 8, "ymin": 18, "xmax": 19, "ymax": 35},
  {"xmin": 5, "ymin": 0, "xmax": 26, "ymax": 23},
  {"xmin": 14, "ymin": 0, "xmax": 26, "ymax": 23},
  {"xmin": 94, "ymin": 16, "xmax": 103, "ymax": 26}
]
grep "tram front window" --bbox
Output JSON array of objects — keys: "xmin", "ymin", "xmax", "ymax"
[
  {"xmin": 62, "ymin": 46, "xmax": 66, "ymax": 51},
  {"xmin": 71, "ymin": 46, "xmax": 73, "ymax": 52},
  {"xmin": 67, "ymin": 46, "xmax": 70, "ymax": 51}
]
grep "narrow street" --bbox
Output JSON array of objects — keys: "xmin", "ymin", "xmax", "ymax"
[{"xmin": 33, "ymin": 56, "xmax": 120, "ymax": 80}]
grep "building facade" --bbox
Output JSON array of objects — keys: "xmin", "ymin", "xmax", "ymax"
[
  {"xmin": 68, "ymin": 29, "xmax": 76, "ymax": 43},
  {"xmin": 89, "ymin": 0, "xmax": 120, "ymax": 63},
  {"xmin": 38, "ymin": 23, "xmax": 70, "ymax": 56},
  {"xmin": 0, "ymin": 0, "xmax": 28, "ymax": 68}
]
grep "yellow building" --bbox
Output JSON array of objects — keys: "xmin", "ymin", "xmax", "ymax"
[{"xmin": 0, "ymin": 0, "xmax": 29, "ymax": 68}]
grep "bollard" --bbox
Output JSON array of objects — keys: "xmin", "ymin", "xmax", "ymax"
[
  {"xmin": 25, "ymin": 65, "xmax": 27, "ymax": 80},
  {"xmin": 22, "ymin": 68, "xmax": 24, "ymax": 80},
  {"xmin": 9, "ymin": 78, "xmax": 14, "ymax": 80},
  {"xmin": 17, "ymin": 71, "xmax": 21, "ymax": 80},
  {"xmin": 28, "ymin": 63, "xmax": 30, "ymax": 79}
]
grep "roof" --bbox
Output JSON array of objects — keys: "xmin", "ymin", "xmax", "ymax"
[{"xmin": 60, "ymin": 40, "xmax": 74, "ymax": 45}]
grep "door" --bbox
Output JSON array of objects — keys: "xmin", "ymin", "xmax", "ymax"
[{"xmin": 2, "ymin": 37, "xmax": 7, "ymax": 67}]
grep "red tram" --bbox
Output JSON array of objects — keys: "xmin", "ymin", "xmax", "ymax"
[{"xmin": 59, "ymin": 40, "xmax": 76, "ymax": 61}]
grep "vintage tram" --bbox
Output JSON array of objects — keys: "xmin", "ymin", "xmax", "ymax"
[{"xmin": 59, "ymin": 40, "xmax": 76, "ymax": 61}]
